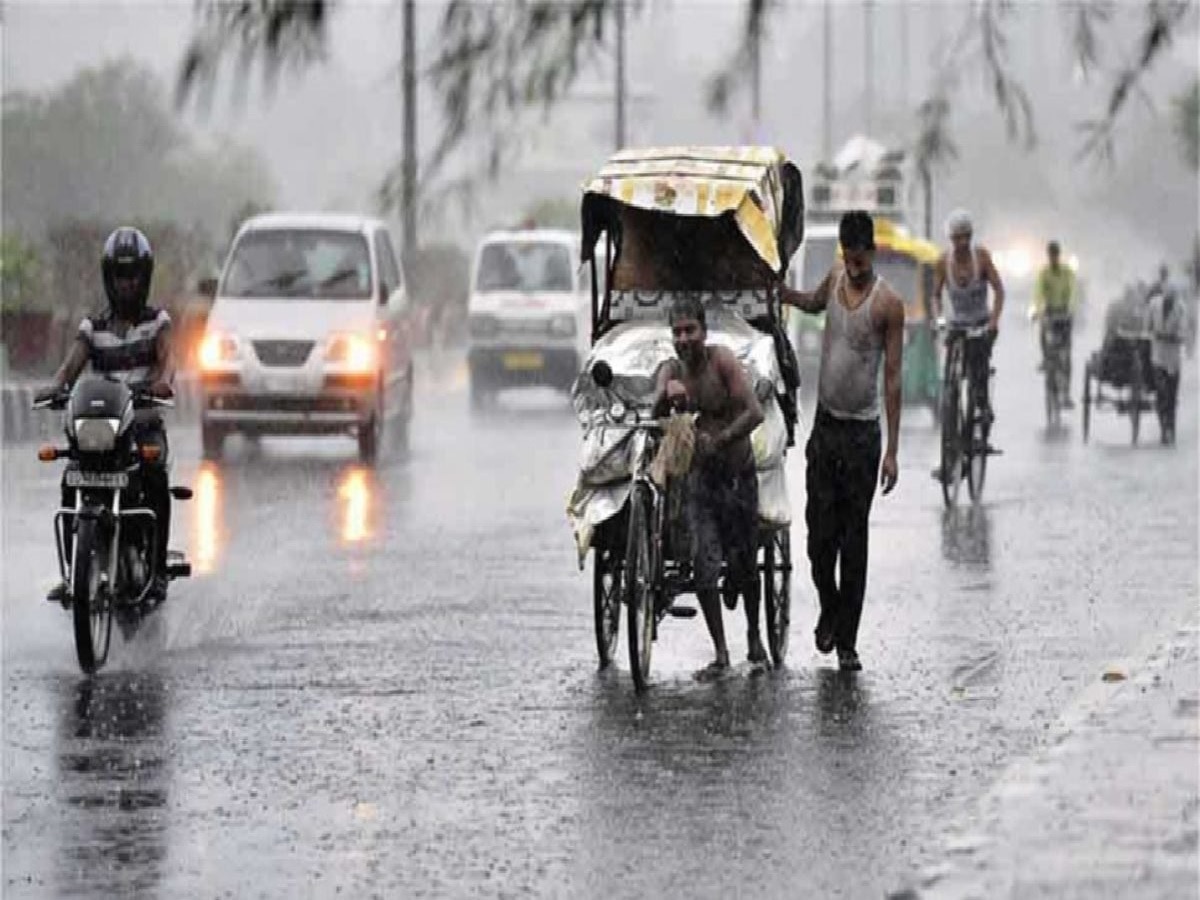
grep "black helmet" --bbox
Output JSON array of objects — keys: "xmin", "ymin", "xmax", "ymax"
[
  {"xmin": 1047, "ymin": 241, "xmax": 1061, "ymax": 256},
  {"xmin": 102, "ymin": 226, "xmax": 154, "ymax": 315}
]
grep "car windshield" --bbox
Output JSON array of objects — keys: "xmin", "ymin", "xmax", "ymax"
[
  {"xmin": 475, "ymin": 241, "xmax": 574, "ymax": 293},
  {"xmin": 222, "ymin": 229, "xmax": 373, "ymax": 300}
]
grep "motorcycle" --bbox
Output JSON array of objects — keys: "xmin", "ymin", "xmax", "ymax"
[{"xmin": 34, "ymin": 374, "xmax": 192, "ymax": 673}]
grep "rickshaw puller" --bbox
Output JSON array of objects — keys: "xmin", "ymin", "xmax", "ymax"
[{"xmin": 653, "ymin": 295, "xmax": 764, "ymax": 680}]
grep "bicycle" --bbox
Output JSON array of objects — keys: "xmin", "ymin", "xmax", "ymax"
[
  {"xmin": 1041, "ymin": 314, "xmax": 1072, "ymax": 428},
  {"xmin": 937, "ymin": 322, "xmax": 995, "ymax": 507}
]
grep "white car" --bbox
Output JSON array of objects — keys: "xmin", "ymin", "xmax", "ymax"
[
  {"xmin": 198, "ymin": 213, "xmax": 415, "ymax": 462},
  {"xmin": 466, "ymin": 227, "xmax": 590, "ymax": 409}
]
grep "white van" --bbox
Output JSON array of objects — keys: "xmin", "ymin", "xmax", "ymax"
[
  {"xmin": 465, "ymin": 227, "xmax": 589, "ymax": 410},
  {"xmin": 198, "ymin": 213, "xmax": 415, "ymax": 463}
]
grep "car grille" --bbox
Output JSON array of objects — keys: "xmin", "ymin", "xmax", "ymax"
[
  {"xmin": 253, "ymin": 340, "xmax": 314, "ymax": 368},
  {"xmin": 209, "ymin": 395, "xmax": 359, "ymax": 413}
]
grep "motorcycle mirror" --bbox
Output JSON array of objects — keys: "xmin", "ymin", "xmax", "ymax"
[{"xmin": 591, "ymin": 360, "xmax": 614, "ymax": 389}]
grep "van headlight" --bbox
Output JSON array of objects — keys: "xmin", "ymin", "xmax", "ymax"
[
  {"xmin": 74, "ymin": 418, "xmax": 120, "ymax": 452},
  {"xmin": 548, "ymin": 315, "xmax": 576, "ymax": 338},
  {"xmin": 469, "ymin": 314, "xmax": 499, "ymax": 339}
]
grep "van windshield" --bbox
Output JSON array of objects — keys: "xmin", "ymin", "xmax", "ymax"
[
  {"xmin": 222, "ymin": 230, "xmax": 373, "ymax": 300},
  {"xmin": 475, "ymin": 241, "xmax": 574, "ymax": 293}
]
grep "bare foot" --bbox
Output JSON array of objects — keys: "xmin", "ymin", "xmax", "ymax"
[
  {"xmin": 747, "ymin": 639, "xmax": 769, "ymax": 666},
  {"xmin": 694, "ymin": 659, "xmax": 731, "ymax": 683}
]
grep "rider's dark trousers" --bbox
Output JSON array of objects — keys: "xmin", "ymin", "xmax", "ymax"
[
  {"xmin": 1154, "ymin": 366, "xmax": 1180, "ymax": 437},
  {"xmin": 805, "ymin": 407, "xmax": 881, "ymax": 652},
  {"xmin": 60, "ymin": 422, "xmax": 171, "ymax": 572},
  {"xmin": 1040, "ymin": 319, "xmax": 1073, "ymax": 385}
]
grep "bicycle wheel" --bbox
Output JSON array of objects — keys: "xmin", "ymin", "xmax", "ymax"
[
  {"xmin": 1082, "ymin": 363, "xmax": 1092, "ymax": 442},
  {"xmin": 71, "ymin": 518, "xmax": 113, "ymax": 674},
  {"xmin": 592, "ymin": 547, "xmax": 621, "ymax": 669},
  {"xmin": 966, "ymin": 379, "xmax": 988, "ymax": 503},
  {"xmin": 762, "ymin": 528, "xmax": 792, "ymax": 667},
  {"xmin": 940, "ymin": 342, "xmax": 964, "ymax": 508},
  {"xmin": 624, "ymin": 484, "xmax": 655, "ymax": 692},
  {"xmin": 1044, "ymin": 367, "xmax": 1058, "ymax": 428}
]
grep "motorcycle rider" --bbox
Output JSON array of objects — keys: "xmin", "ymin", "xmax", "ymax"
[
  {"xmin": 38, "ymin": 227, "xmax": 175, "ymax": 604},
  {"xmin": 1031, "ymin": 240, "xmax": 1078, "ymax": 407}
]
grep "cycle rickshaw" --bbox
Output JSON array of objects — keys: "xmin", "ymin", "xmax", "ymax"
[
  {"xmin": 566, "ymin": 146, "xmax": 805, "ymax": 691},
  {"xmin": 1081, "ymin": 316, "xmax": 1155, "ymax": 445}
]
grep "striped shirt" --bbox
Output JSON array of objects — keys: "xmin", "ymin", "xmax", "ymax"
[{"xmin": 78, "ymin": 307, "xmax": 171, "ymax": 389}]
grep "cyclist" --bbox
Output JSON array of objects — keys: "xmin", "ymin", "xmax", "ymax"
[
  {"xmin": 1031, "ymin": 240, "xmax": 1078, "ymax": 408},
  {"xmin": 930, "ymin": 209, "xmax": 1006, "ymax": 452}
]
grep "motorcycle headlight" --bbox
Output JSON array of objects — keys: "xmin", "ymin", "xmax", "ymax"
[
  {"xmin": 548, "ymin": 314, "xmax": 577, "ymax": 338},
  {"xmin": 609, "ymin": 399, "xmax": 627, "ymax": 422},
  {"xmin": 74, "ymin": 418, "xmax": 120, "ymax": 453}
]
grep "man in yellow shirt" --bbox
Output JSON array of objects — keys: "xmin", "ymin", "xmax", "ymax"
[{"xmin": 1031, "ymin": 241, "xmax": 1078, "ymax": 407}]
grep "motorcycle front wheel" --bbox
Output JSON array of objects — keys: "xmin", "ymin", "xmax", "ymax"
[{"xmin": 71, "ymin": 518, "xmax": 113, "ymax": 674}]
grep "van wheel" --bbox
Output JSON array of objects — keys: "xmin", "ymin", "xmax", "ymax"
[
  {"xmin": 201, "ymin": 422, "xmax": 225, "ymax": 460},
  {"xmin": 469, "ymin": 375, "xmax": 491, "ymax": 414}
]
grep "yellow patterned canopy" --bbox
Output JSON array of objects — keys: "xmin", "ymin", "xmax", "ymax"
[{"xmin": 582, "ymin": 146, "xmax": 804, "ymax": 275}]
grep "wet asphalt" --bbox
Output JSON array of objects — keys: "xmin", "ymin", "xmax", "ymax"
[{"xmin": 2, "ymin": 315, "xmax": 1196, "ymax": 898}]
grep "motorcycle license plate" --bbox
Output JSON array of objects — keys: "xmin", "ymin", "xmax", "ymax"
[{"xmin": 65, "ymin": 471, "xmax": 129, "ymax": 489}]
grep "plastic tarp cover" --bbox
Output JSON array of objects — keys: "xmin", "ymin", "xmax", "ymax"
[{"xmin": 567, "ymin": 315, "xmax": 794, "ymax": 563}]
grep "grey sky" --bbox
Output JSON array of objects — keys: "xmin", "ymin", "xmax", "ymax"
[{"xmin": 3, "ymin": 1, "xmax": 1197, "ymax": 277}]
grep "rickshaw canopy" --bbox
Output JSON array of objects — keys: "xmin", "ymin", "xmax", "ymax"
[{"xmin": 581, "ymin": 146, "xmax": 805, "ymax": 278}]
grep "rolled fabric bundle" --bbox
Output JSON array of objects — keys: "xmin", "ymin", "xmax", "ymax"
[{"xmin": 649, "ymin": 412, "xmax": 696, "ymax": 486}]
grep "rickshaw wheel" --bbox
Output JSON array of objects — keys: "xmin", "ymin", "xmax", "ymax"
[
  {"xmin": 625, "ymin": 484, "xmax": 655, "ymax": 693},
  {"xmin": 1082, "ymin": 364, "xmax": 1092, "ymax": 442},
  {"xmin": 762, "ymin": 528, "xmax": 792, "ymax": 668},
  {"xmin": 1129, "ymin": 356, "xmax": 1143, "ymax": 446},
  {"xmin": 592, "ymin": 547, "xmax": 621, "ymax": 669}
]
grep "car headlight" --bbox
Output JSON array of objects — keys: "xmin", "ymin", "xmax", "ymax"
[
  {"xmin": 74, "ymin": 418, "xmax": 119, "ymax": 453},
  {"xmin": 325, "ymin": 333, "xmax": 377, "ymax": 374},
  {"xmin": 469, "ymin": 314, "xmax": 499, "ymax": 339},
  {"xmin": 199, "ymin": 331, "xmax": 240, "ymax": 369},
  {"xmin": 548, "ymin": 314, "xmax": 577, "ymax": 338}
]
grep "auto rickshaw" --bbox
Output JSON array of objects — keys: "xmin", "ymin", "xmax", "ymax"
[{"xmin": 566, "ymin": 146, "xmax": 804, "ymax": 691}]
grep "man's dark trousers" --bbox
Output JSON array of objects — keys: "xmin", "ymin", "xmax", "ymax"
[{"xmin": 805, "ymin": 406, "xmax": 881, "ymax": 652}]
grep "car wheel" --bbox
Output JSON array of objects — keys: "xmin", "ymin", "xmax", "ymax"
[{"xmin": 201, "ymin": 421, "xmax": 225, "ymax": 461}]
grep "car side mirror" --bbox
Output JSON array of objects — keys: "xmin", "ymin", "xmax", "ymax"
[
  {"xmin": 197, "ymin": 276, "xmax": 218, "ymax": 300},
  {"xmin": 591, "ymin": 360, "xmax": 614, "ymax": 388}
]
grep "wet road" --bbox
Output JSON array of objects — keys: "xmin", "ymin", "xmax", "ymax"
[{"xmin": 3, "ymin": 317, "xmax": 1196, "ymax": 898}]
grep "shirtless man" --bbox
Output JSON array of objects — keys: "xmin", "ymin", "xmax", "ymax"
[
  {"xmin": 780, "ymin": 210, "xmax": 904, "ymax": 672},
  {"xmin": 653, "ymin": 295, "xmax": 765, "ymax": 679}
]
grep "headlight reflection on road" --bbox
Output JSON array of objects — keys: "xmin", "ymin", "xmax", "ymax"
[
  {"xmin": 338, "ymin": 467, "xmax": 374, "ymax": 544},
  {"xmin": 193, "ymin": 464, "xmax": 222, "ymax": 575}
]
